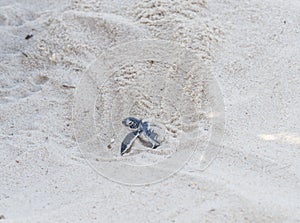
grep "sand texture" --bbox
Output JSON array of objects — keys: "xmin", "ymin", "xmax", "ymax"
[{"xmin": 0, "ymin": 0, "xmax": 299, "ymax": 222}]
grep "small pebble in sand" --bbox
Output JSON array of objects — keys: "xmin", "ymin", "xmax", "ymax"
[
  {"xmin": 25, "ymin": 34, "xmax": 33, "ymax": 40},
  {"xmin": 62, "ymin": 84, "xmax": 76, "ymax": 89}
]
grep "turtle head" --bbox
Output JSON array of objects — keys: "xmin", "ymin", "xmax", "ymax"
[{"xmin": 122, "ymin": 117, "xmax": 141, "ymax": 130}]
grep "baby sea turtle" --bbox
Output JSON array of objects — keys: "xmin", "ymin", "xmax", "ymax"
[{"xmin": 121, "ymin": 117, "xmax": 161, "ymax": 156}]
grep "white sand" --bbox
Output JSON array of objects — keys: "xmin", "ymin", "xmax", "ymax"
[{"xmin": 0, "ymin": 0, "xmax": 299, "ymax": 222}]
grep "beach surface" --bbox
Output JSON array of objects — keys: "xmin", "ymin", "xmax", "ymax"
[{"xmin": 0, "ymin": 0, "xmax": 299, "ymax": 222}]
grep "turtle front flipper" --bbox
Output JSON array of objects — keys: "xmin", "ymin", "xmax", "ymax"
[{"xmin": 121, "ymin": 131, "xmax": 140, "ymax": 156}]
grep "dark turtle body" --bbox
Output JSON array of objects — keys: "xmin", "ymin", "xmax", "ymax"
[{"xmin": 121, "ymin": 117, "xmax": 161, "ymax": 155}]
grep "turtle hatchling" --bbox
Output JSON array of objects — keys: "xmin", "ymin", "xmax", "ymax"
[{"xmin": 121, "ymin": 117, "xmax": 161, "ymax": 156}]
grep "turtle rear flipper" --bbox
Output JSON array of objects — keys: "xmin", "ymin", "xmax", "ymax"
[
  {"xmin": 140, "ymin": 140, "xmax": 154, "ymax": 148},
  {"xmin": 139, "ymin": 135, "xmax": 161, "ymax": 149},
  {"xmin": 121, "ymin": 131, "xmax": 140, "ymax": 156},
  {"xmin": 140, "ymin": 122, "xmax": 161, "ymax": 149},
  {"xmin": 153, "ymin": 142, "xmax": 160, "ymax": 149}
]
